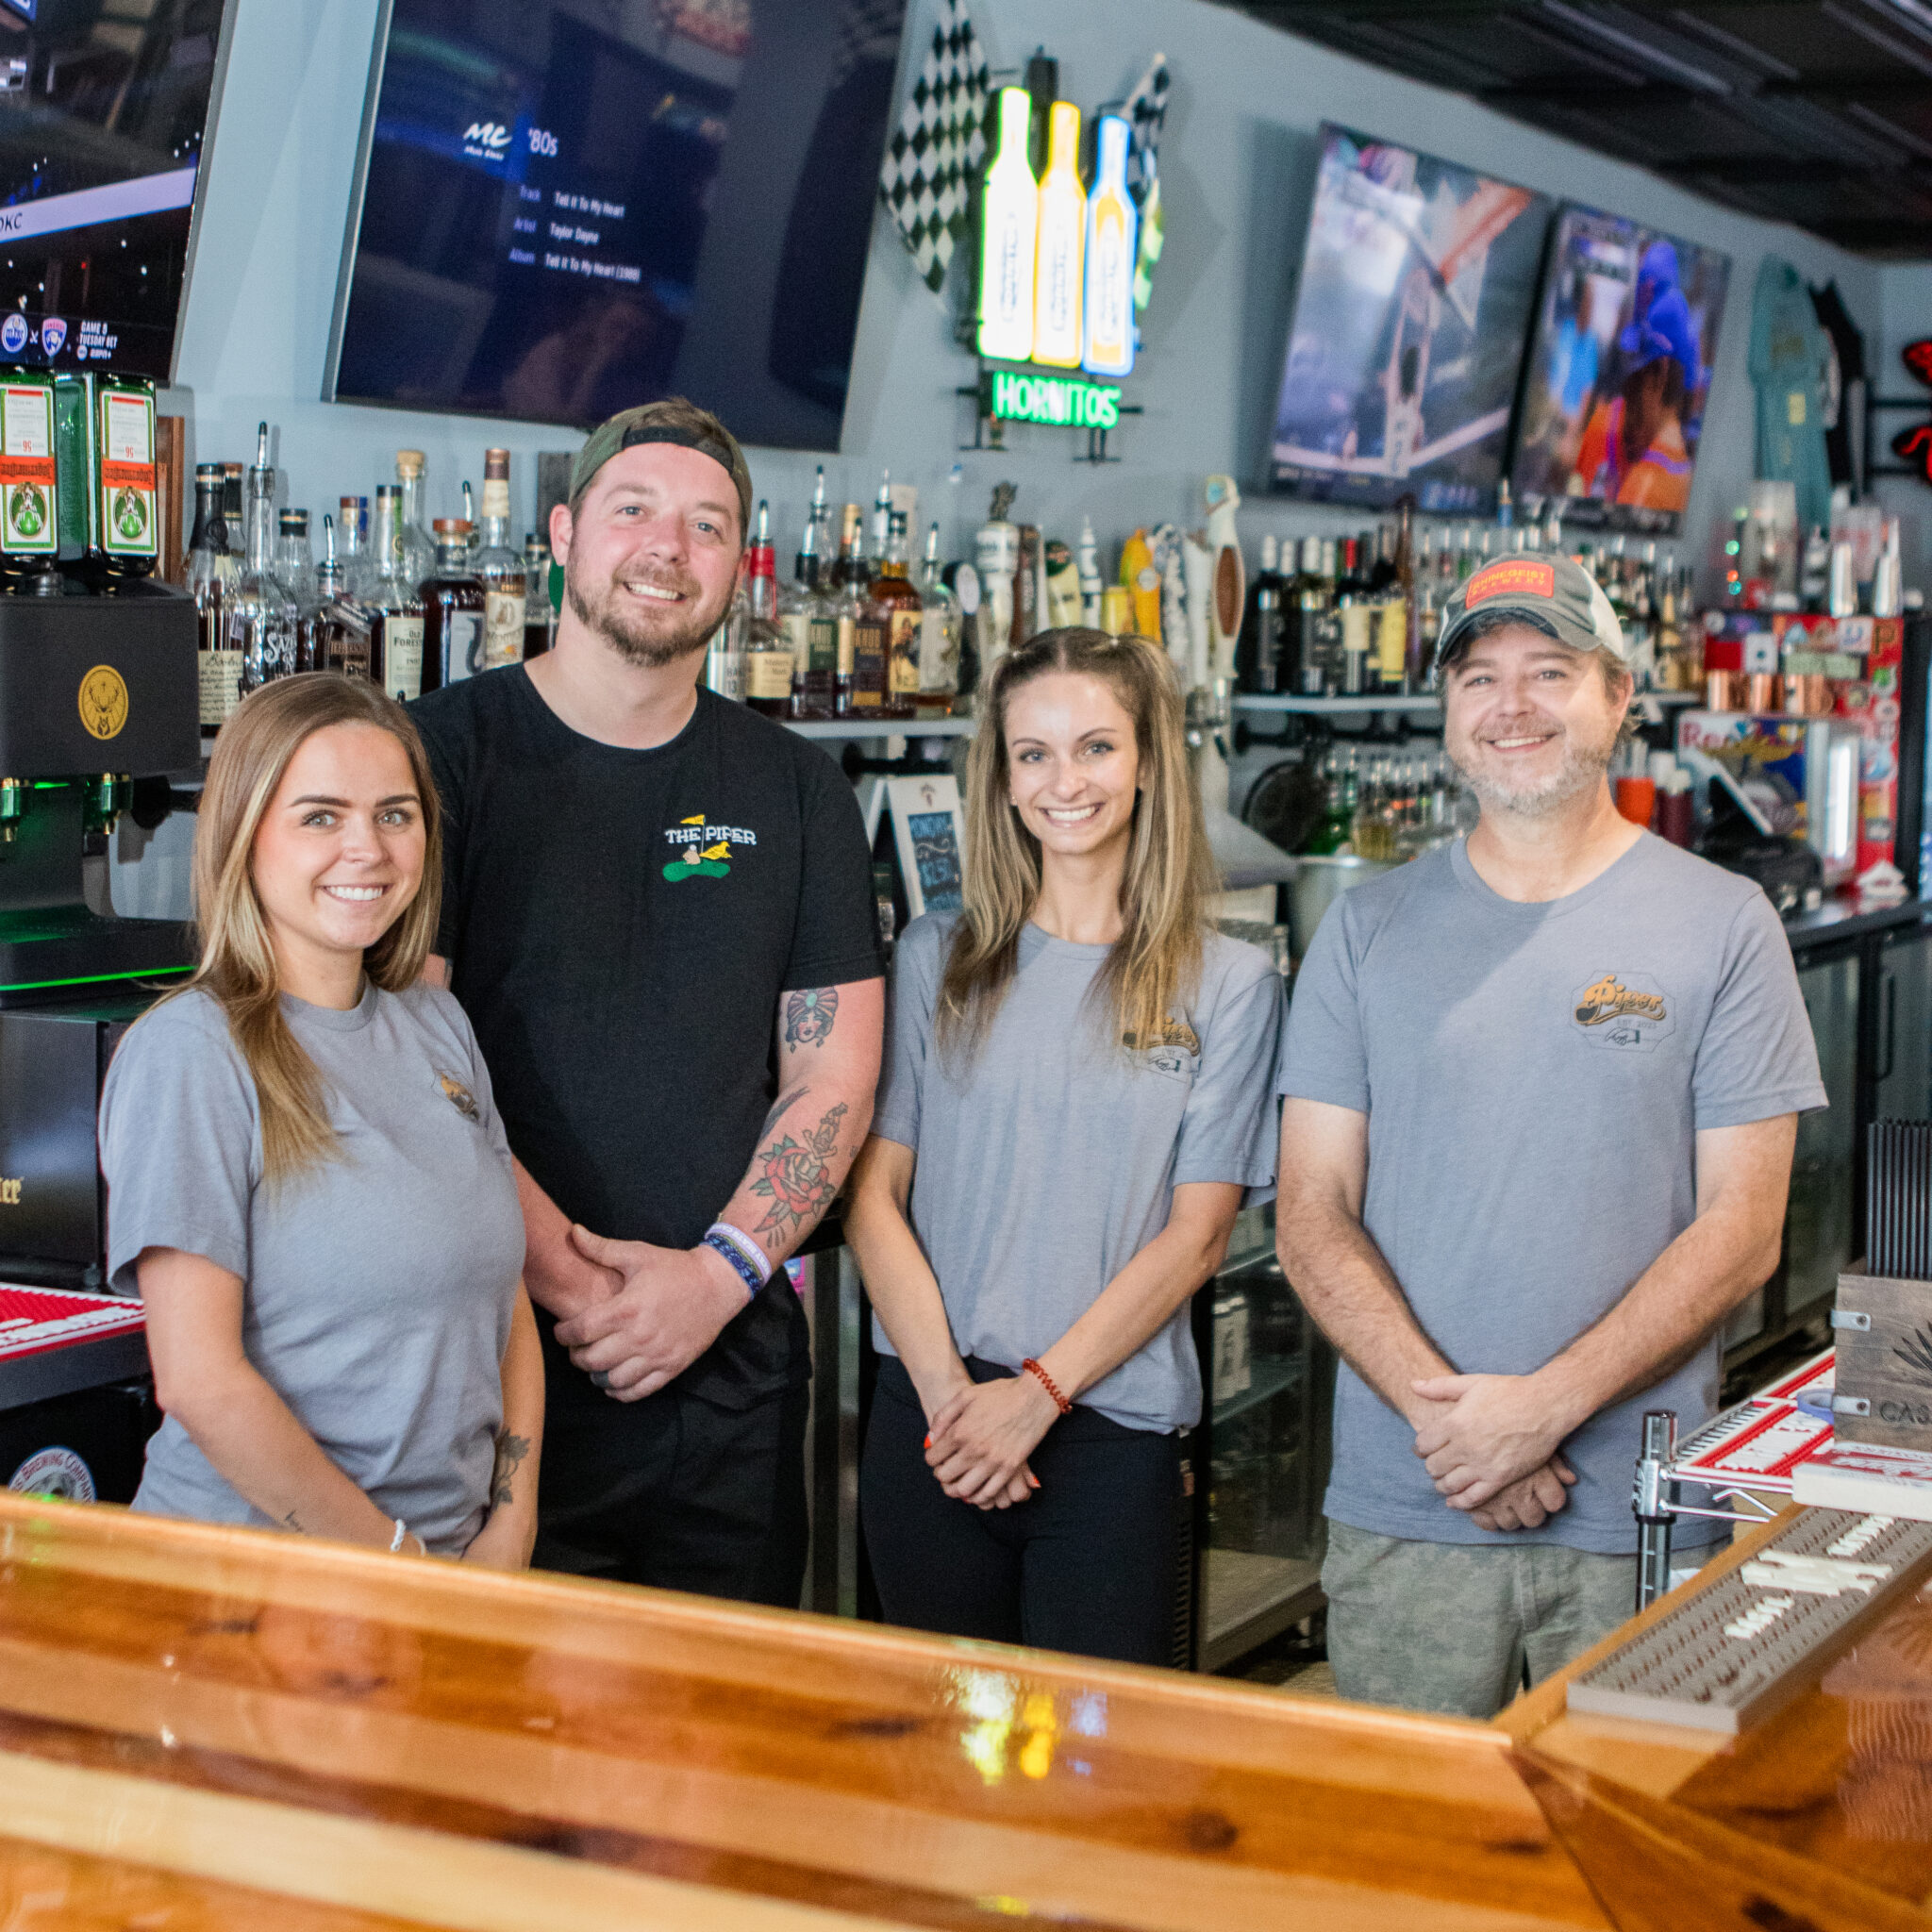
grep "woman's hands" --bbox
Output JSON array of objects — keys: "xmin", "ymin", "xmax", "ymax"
[
  {"xmin": 925, "ymin": 1372, "xmax": 1058, "ymax": 1509},
  {"xmin": 461, "ymin": 1503, "xmax": 536, "ymax": 1569}
]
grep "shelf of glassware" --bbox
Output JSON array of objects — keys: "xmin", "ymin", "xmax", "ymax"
[{"xmin": 784, "ymin": 718, "xmax": 975, "ymax": 741}]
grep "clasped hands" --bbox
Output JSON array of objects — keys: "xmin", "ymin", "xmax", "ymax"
[
  {"xmin": 547, "ymin": 1224, "xmax": 747, "ymax": 1402},
  {"xmin": 1409, "ymin": 1371, "xmax": 1580, "ymax": 1534},
  {"xmin": 923, "ymin": 1370, "xmax": 1058, "ymax": 1510}
]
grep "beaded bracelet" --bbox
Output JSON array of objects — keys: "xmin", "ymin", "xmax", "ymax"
[
  {"xmin": 703, "ymin": 1229, "xmax": 766, "ymax": 1300},
  {"xmin": 706, "ymin": 1221, "xmax": 773, "ymax": 1283},
  {"xmin": 1023, "ymin": 1357, "xmax": 1073, "ymax": 1415}
]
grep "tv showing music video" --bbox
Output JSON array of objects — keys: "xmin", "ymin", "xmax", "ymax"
[
  {"xmin": 1267, "ymin": 125, "xmax": 1552, "ymax": 515},
  {"xmin": 1509, "ymin": 206, "xmax": 1730, "ymax": 536}
]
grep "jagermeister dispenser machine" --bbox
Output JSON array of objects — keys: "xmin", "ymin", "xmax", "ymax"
[{"xmin": 0, "ymin": 363, "xmax": 195, "ymax": 1288}]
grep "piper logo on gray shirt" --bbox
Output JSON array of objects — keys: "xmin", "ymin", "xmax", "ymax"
[
  {"xmin": 439, "ymin": 1073, "xmax": 481, "ymax": 1121},
  {"xmin": 1572, "ymin": 971, "xmax": 1676, "ymax": 1052}
]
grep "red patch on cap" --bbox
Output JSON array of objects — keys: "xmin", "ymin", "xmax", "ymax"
[{"xmin": 1465, "ymin": 559, "xmax": 1556, "ymax": 606}]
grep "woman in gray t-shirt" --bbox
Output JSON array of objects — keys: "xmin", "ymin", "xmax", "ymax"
[
  {"xmin": 846, "ymin": 631, "xmax": 1282, "ymax": 1664},
  {"xmin": 99, "ymin": 677, "xmax": 540, "ymax": 1563}
]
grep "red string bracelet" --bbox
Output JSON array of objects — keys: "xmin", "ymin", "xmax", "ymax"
[{"xmin": 1023, "ymin": 1357, "xmax": 1073, "ymax": 1415}]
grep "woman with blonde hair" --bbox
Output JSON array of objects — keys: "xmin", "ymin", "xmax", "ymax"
[
  {"xmin": 99, "ymin": 675, "xmax": 541, "ymax": 1563},
  {"xmin": 846, "ymin": 629, "xmax": 1283, "ymax": 1662}
]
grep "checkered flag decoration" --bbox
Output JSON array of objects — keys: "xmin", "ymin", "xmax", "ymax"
[
  {"xmin": 879, "ymin": 0, "xmax": 991, "ymax": 293},
  {"xmin": 1124, "ymin": 52, "xmax": 1170, "ymax": 312}
]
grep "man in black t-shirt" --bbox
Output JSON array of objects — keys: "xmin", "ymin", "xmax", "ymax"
[{"xmin": 413, "ymin": 399, "xmax": 883, "ymax": 1606}]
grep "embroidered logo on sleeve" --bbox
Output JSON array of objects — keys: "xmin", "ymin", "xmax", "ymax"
[
  {"xmin": 439, "ymin": 1073, "xmax": 480, "ymax": 1121},
  {"xmin": 1572, "ymin": 971, "xmax": 1676, "ymax": 1052}
]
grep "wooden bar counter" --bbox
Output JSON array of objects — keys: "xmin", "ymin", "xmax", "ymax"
[{"xmin": 0, "ymin": 1491, "xmax": 1924, "ymax": 1930}]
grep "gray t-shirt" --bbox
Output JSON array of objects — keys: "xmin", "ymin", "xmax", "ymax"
[
  {"xmin": 99, "ymin": 983, "xmax": 525, "ymax": 1554},
  {"xmin": 872, "ymin": 916, "xmax": 1284, "ymax": 1432},
  {"xmin": 1277, "ymin": 832, "xmax": 1826, "ymax": 1553}
]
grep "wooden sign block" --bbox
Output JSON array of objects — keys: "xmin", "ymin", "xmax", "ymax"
[{"xmin": 1835, "ymin": 1266, "xmax": 1932, "ymax": 1448}]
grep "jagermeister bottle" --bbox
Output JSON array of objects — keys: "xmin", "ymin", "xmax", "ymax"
[
  {"xmin": 55, "ymin": 372, "xmax": 158, "ymax": 579},
  {"xmin": 0, "ymin": 369, "xmax": 58, "ymax": 583}
]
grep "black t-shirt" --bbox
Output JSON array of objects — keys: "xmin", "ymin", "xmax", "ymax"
[
  {"xmin": 1809, "ymin": 279, "xmax": 1867, "ymax": 490},
  {"xmin": 412, "ymin": 670, "xmax": 883, "ymax": 1413}
]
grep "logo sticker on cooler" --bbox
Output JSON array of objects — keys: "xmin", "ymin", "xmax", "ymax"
[
  {"xmin": 9, "ymin": 1445, "xmax": 94, "ymax": 1503},
  {"xmin": 38, "ymin": 316, "xmax": 65, "ymax": 358},
  {"xmin": 1465, "ymin": 558, "xmax": 1557, "ymax": 607},
  {"xmin": 661, "ymin": 810, "xmax": 756, "ymax": 881},
  {"xmin": 77, "ymin": 663, "xmax": 128, "ymax": 741},
  {"xmin": 1, "ymin": 313, "xmax": 26, "ymax": 356},
  {"xmin": 1573, "ymin": 970, "xmax": 1676, "ymax": 1052}
]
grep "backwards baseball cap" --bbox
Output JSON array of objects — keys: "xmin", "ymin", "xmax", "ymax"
[
  {"xmin": 1433, "ymin": 553, "xmax": 1627, "ymax": 676},
  {"xmin": 568, "ymin": 398, "xmax": 754, "ymax": 539}
]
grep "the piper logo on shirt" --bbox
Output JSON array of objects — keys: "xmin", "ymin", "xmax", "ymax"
[
  {"xmin": 438, "ymin": 1073, "xmax": 480, "ymax": 1122},
  {"xmin": 661, "ymin": 810, "xmax": 756, "ymax": 881},
  {"xmin": 1573, "ymin": 971, "xmax": 1675, "ymax": 1052},
  {"xmin": 1124, "ymin": 1017, "xmax": 1201, "ymax": 1079}
]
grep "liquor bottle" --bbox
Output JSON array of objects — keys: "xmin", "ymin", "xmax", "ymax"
[
  {"xmin": 1235, "ymin": 534, "xmax": 1283, "ymax": 694},
  {"xmin": 1076, "ymin": 516, "xmax": 1103, "ymax": 624},
  {"xmin": 1081, "ymin": 113, "xmax": 1137, "ymax": 378},
  {"xmin": 57, "ymin": 372, "xmax": 158, "ymax": 580},
  {"xmin": 475, "ymin": 449, "xmax": 525, "ymax": 669},
  {"xmin": 277, "ymin": 510, "xmax": 322, "ymax": 671},
  {"xmin": 226, "ymin": 423, "xmax": 297, "ymax": 695},
  {"xmin": 1284, "ymin": 535, "xmax": 1326, "ymax": 697},
  {"xmin": 222, "ymin": 462, "xmax": 242, "ymax": 529},
  {"xmin": 868, "ymin": 471, "xmax": 892, "ymax": 581},
  {"xmin": 808, "ymin": 463, "xmax": 830, "ymax": 560},
  {"xmin": 705, "ymin": 582, "xmax": 746, "ymax": 703},
  {"xmin": 460, "ymin": 481, "xmax": 479, "ymax": 561},
  {"xmin": 1032, "ymin": 100, "xmax": 1084, "ymax": 368},
  {"xmin": 1393, "ymin": 498, "xmax": 1421, "ymax": 692},
  {"xmin": 523, "ymin": 534, "xmax": 553, "ymax": 658},
  {"xmin": 977, "ymin": 87, "xmax": 1038, "ymax": 362},
  {"xmin": 916, "ymin": 522, "xmax": 960, "ymax": 717},
  {"xmin": 846, "ymin": 506, "xmax": 891, "ymax": 716},
  {"xmin": 832, "ymin": 503, "xmax": 867, "ymax": 714},
  {"xmin": 337, "ymin": 496, "xmax": 373, "ymax": 600},
  {"xmin": 309, "ymin": 516, "xmax": 374, "ymax": 680},
  {"xmin": 783, "ymin": 508, "xmax": 829, "ymax": 720},
  {"xmin": 189, "ymin": 462, "xmax": 242, "ymax": 730},
  {"xmin": 370, "ymin": 485, "xmax": 425, "ymax": 703},
  {"xmin": 875, "ymin": 509, "xmax": 923, "ymax": 720},
  {"xmin": 392, "ymin": 450, "xmax": 435, "ymax": 589},
  {"xmin": 1336, "ymin": 538, "xmax": 1372, "ymax": 696},
  {"xmin": 741, "ymin": 500, "xmax": 793, "ymax": 718},
  {"xmin": 0, "ymin": 368, "xmax": 57, "ymax": 584},
  {"xmin": 275, "ymin": 508, "xmax": 315, "ymax": 608},
  {"xmin": 419, "ymin": 519, "xmax": 485, "ymax": 694}
]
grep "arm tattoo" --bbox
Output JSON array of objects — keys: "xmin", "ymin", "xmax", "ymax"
[
  {"xmin": 283, "ymin": 1510, "xmax": 304, "ymax": 1532},
  {"xmin": 758, "ymin": 1082, "xmax": 808, "ymax": 1139},
  {"xmin": 750, "ymin": 1101, "xmax": 849, "ymax": 1245},
  {"xmin": 783, "ymin": 987, "xmax": 839, "ymax": 1049},
  {"xmin": 491, "ymin": 1431, "xmax": 531, "ymax": 1509}
]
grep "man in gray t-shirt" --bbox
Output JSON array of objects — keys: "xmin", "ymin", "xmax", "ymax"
[{"xmin": 1275, "ymin": 555, "xmax": 1824, "ymax": 1718}]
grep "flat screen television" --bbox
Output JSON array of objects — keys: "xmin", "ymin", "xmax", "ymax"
[
  {"xmin": 1509, "ymin": 206, "xmax": 1730, "ymax": 536},
  {"xmin": 0, "ymin": 0, "xmax": 232, "ymax": 382},
  {"xmin": 325, "ymin": 0, "xmax": 906, "ymax": 450},
  {"xmin": 1267, "ymin": 125, "xmax": 1552, "ymax": 516}
]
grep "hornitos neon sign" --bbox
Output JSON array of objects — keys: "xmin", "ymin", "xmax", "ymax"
[{"xmin": 983, "ymin": 366, "xmax": 1122, "ymax": 429}]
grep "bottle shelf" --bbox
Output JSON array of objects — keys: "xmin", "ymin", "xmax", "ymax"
[
  {"xmin": 1233, "ymin": 693, "xmax": 1441, "ymax": 715},
  {"xmin": 784, "ymin": 717, "xmax": 974, "ymax": 741}
]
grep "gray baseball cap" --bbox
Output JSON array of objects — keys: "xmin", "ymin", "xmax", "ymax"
[{"xmin": 1434, "ymin": 553, "xmax": 1627, "ymax": 675}]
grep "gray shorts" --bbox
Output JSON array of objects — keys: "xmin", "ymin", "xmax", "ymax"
[{"xmin": 1320, "ymin": 1518, "xmax": 1639, "ymax": 1720}]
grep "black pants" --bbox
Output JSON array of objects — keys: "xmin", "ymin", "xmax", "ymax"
[
  {"xmin": 533, "ymin": 1379, "xmax": 809, "ymax": 1607},
  {"xmin": 860, "ymin": 1355, "xmax": 1181, "ymax": 1666}
]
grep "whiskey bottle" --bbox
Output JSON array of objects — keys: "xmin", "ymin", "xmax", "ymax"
[
  {"xmin": 741, "ymin": 499, "xmax": 794, "ymax": 718},
  {"xmin": 189, "ymin": 463, "xmax": 241, "ymax": 729},
  {"xmin": 783, "ymin": 508, "xmax": 832, "ymax": 720},
  {"xmin": 370, "ymin": 485, "xmax": 425, "ymax": 703},
  {"xmin": 1032, "ymin": 100, "xmax": 1085, "ymax": 368},
  {"xmin": 337, "ymin": 496, "xmax": 373, "ymax": 600},
  {"xmin": 419, "ymin": 519, "xmax": 485, "ymax": 694},
  {"xmin": 874, "ymin": 509, "xmax": 923, "ymax": 720},
  {"xmin": 522, "ymin": 534, "xmax": 553, "ymax": 658},
  {"xmin": 916, "ymin": 521, "xmax": 960, "ymax": 717},
  {"xmin": 276, "ymin": 509, "xmax": 322, "ymax": 671},
  {"xmin": 475, "ymin": 448, "xmax": 526, "ymax": 668},
  {"xmin": 310, "ymin": 516, "xmax": 373, "ymax": 679},
  {"xmin": 832, "ymin": 503, "xmax": 867, "ymax": 715}
]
